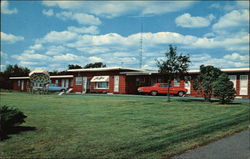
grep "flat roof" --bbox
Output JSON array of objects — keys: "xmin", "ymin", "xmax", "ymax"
[
  {"xmin": 67, "ymin": 67, "xmax": 143, "ymax": 72},
  {"xmin": 9, "ymin": 75, "xmax": 73, "ymax": 80}
]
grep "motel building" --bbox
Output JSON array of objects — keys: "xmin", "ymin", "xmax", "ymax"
[{"xmin": 9, "ymin": 67, "xmax": 250, "ymax": 99}]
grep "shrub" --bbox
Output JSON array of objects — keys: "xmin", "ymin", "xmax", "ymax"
[
  {"xmin": 212, "ymin": 73, "xmax": 236, "ymax": 104},
  {"xmin": 0, "ymin": 105, "xmax": 27, "ymax": 139}
]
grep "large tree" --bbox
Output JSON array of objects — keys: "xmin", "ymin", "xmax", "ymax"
[
  {"xmin": 193, "ymin": 65, "xmax": 222, "ymax": 102},
  {"xmin": 84, "ymin": 62, "xmax": 106, "ymax": 69},
  {"xmin": 156, "ymin": 45, "xmax": 190, "ymax": 102}
]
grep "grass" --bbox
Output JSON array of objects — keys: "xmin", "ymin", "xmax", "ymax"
[{"xmin": 0, "ymin": 92, "xmax": 249, "ymax": 159}]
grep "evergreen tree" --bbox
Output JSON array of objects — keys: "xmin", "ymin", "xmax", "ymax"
[{"xmin": 212, "ymin": 73, "xmax": 236, "ymax": 104}]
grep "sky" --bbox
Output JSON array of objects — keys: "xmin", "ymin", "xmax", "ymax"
[{"xmin": 1, "ymin": 1, "xmax": 249, "ymax": 71}]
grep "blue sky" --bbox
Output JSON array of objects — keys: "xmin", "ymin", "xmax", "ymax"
[{"xmin": 1, "ymin": 1, "xmax": 249, "ymax": 71}]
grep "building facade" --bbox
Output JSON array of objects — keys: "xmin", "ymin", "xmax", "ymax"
[{"xmin": 9, "ymin": 67, "xmax": 250, "ymax": 98}]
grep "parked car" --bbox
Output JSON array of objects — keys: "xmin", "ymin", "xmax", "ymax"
[
  {"xmin": 47, "ymin": 83, "xmax": 68, "ymax": 92},
  {"xmin": 137, "ymin": 83, "xmax": 188, "ymax": 96}
]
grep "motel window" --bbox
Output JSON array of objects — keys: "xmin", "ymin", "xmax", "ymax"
[
  {"xmin": 75, "ymin": 77, "xmax": 82, "ymax": 85},
  {"xmin": 70, "ymin": 79, "xmax": 73, "ymax": 87},
  {"xmin": 174, "ymin": 79, "xmax": 180, "ymax": 87},
  {"xmin": 228, "ymin": 75, "xmax": 237, "ymax": 89},
  {"xmin": 55, "ymin": 80, "xmax": 59, "ymax": 85},
  {"xmin": 17, "ymin": 80, "xmax": 20, "ymax": 87},
  {"xmin": 94, "ymin": 82, "xmax": 109, "ymax": 89}
]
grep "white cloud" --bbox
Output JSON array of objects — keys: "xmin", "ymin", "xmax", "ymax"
[
  {"xmin": 1, "ymin": 32, "xmax": 24, "ymax": 43},
  {"xmin": 190, "ymin": 53, "xmax": 249, "ymax": 69},
  {"xmin": 89, "ymin": 56, "xmax": 103, "ymax": 62},
  {"xmin": 175, "ymin": 13, "xmax": 214, "ymax": 28},
  {"xmin": 223, "ymin": 52, "xmax": 249, "ymax": 61},
  {"xmin": 212, "ymin": 9, "xmax": 249, "ymax": 31},
  {"xmin": 12, "ymin": 52, "xmax": 49, "ymax": 61},
  {"xmin": 42, "ymin": 9, "xmax": 54, "ymax": 16},
  {"xmin": 29, "ymin": 44, "xmax": 43, "ymax": 50},
  {"xmin": 42, "ymin": 1, "xmax": 194, "ymax": 18},
  {"xmin": 52, "ymin": 53, "xmax": 80, "ymax": 61},
  {"xmin": 1, "ymin": 1, "xmax": 18, "ymax": 14},
  {"xmin": 45, "ymin": 45, "xmax": 68, "ymax": 55},
  {"xmin": 67, "ymin": 26, "xmax": 99, "ymax": 34},
  {"xmin": 40, "ymin": 30, "xmax": 79, "ymax": 43},
  {"xmin": 55, "ymin": 11, "xmax": 101, "ymax": 25}
]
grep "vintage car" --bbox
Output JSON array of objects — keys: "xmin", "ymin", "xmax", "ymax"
[
  {"xmin": 47, "ymin": 83, "xmax": 68, "ymax": 92},
  {"xmin": 137, "ymin": 83, "xmax": 188, "ymax": 96}
]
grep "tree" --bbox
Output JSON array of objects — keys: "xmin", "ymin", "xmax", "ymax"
[
  {"xmin": 84, "ymin": 62, "xmax": 106, "ymax": 68},
  {"xmin": 68, "ymin": 64, "xmax": 82, "ymax": 69},
  {"xmin": 193, "ymin": 65, "xmax": 222, "ymax": 102},
  {"xmin": 212, "ymin": 73, "xmax": 236, "ymax": 104},
  {"xmin": 156, "ymin": 45, "xmax": 190, "ymax": 102}
]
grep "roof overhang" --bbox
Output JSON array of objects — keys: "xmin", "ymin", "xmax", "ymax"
[
  {"xmin": 67, "ymin": 67, "xmax": 143, "ymax": 72},
  {"xmin": 90, "ymin": 76, "xmax": 109, "ymax": 82},
  {"xmin": 9, "ymin": 75, "xmax": 73, "ymax": 80}
]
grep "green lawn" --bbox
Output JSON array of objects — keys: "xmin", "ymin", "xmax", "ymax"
[{"xmin": 0, "ymin": 92, "xmax": 249, "ymax": 159}]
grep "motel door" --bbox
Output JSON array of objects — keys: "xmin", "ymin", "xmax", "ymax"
[
  {"xmin": 240, "ymin": 75, "xmax": 248, "ymax": 95},
  {"xmin": 184, "ymin": 81, "xmax": 191, "ymax": 94},
  {"xmin": 65, "ymin": 79, "xmax": 69, "ymax": 88},
  {"xmin": 21, "ymin": 80, "xmax": 24, "ymax": 91},
  {"xmin": 82, "ymin": 77, "xmax": 87, "ymax": 93},
  {"xmin": 62, "ymin": 79, "xmax": 65, "ymax": 87},
  {"xmin": 114, "ymin": 76, "xmax": 119, "ymax": 92}
]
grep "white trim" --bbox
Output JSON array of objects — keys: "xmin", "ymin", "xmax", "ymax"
[
  {"xmin": 67, "ymin": 67, "xmax": 143, "ymax": 72},
  {"xmin": 9, "ymin": 75, "xmax": 73, "ymax": 80}
]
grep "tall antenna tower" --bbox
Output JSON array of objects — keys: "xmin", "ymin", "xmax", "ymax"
[{"xmin": 139, "ymin": 16, "xmax": 143, "ymax": 69}]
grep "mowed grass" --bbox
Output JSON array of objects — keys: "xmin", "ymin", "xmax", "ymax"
[{"xmin": 0, "ymin": 92, "xmax": 249, "ymax": 159}]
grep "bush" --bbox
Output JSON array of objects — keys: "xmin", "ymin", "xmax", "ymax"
[
  {"xmin": 212, "ymin": 73, "xmax": 236, "ymax": 104},
  {"xmin": 0, "ymin": 105, "xmax": 27, "ymax": 139}
]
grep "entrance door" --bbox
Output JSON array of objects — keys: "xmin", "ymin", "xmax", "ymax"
[
  {"xmin": 114, "ymin": 76, "xmax": 119, "ymax": 92},
  {"xmin": 62, "ymin": 79, "xmax": 65, "ymax": 87},
  {"xmin": 21, "ymin": 80, "xmax": 24, "ymax": 91},
  {"xmin": 82, "ymin": 77, "xmax": 87, "ymax": 94},
  {"xmin": 240, "ymin": 75, "xmax": 248, "ymax": 95},
  {"xmin": 65, "ymin": 79, "xmax": 69, "ymax": 88},
  {"xmin": 184, "ymin": 81, "xmax": 191, "ymax": 94}
]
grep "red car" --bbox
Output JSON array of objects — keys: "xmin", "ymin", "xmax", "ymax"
[{"xmin": 137, "ymin": 83, "xmax": 187, "ymax": 96}]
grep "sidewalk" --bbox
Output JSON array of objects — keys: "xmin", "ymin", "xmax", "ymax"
[{"xmin": 171, "ymin": 130, "xmax": 250, "ymax": 159}]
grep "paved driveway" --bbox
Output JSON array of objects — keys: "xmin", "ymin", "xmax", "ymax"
[{"xmin": 171, "ymin": 130, "xmax": 250, "ymax": 159}]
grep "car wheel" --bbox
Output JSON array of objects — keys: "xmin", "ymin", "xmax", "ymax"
[
  {"xmin": 61, "ymin": 89, "xmax": 65, "ymax": 92},
  {"xmin": 178, "ymin": 91, "xmax": 184, "ymax": 97},
  {"xmin": 151, "ymin": 91, "xmax": 157, "ymax": 96}
]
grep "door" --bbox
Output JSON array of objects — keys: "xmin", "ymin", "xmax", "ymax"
[
  {"xmin": 62, "ymin": 79, "xmax": 65, "ymax": 87},
  {"xmin": 82, "ymin": 77, "xmax": 87, "ymax": 94},
  {"xmin": 65, "ymin": 79, "xmax": 69, "ymax": 88},
  {"xmin": 184, "ymin": 81, "xmax": 191, "ymax": 94},
  {"xmin": 21, "ymin": 80, "xmax": 24, "ymax": 91},
  {"xmin": 114, "ymin": 76, "xmax": 119, "ymax": 92},
  {"xmin": 240, "ymin": 75, "xmax": 248, "ymax": 95}
]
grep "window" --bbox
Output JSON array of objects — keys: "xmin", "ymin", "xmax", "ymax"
[
  {"xmin": 17, "ymin": 80, "xmax": 20, "ymax": 87},
  {"xmin": 75, "ymin": 77, "xmax": 82, "ymax": 85},
  {"xmin": 55, "ymin": 80, "xmax": 59, "ymax": 85},
  {"xmin": 228, "ymin": 75, "xmax": 236, "ymax": 89},
  {"xmin": 174, "ymin": 79, "xmax": 180, "ymax": 87},
  {"xmin": 95, "ymin": 82, "xmax": 109, "ymax": 89},
  {"xmin": 159, "ymin": 84, "xmax": 170, "ymax": 87}
]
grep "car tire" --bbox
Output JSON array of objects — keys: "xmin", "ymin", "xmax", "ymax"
[
  {"xmin": 151, "ymin": 91, "xmax": 158, "ymax": 96},
  {"xmin": 61, "ymin": 89, "xmax": 65, "ymax": 92},
  {"xmin": 178, "ymin": 91, "xmax": 184, "ymax": 97}
]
